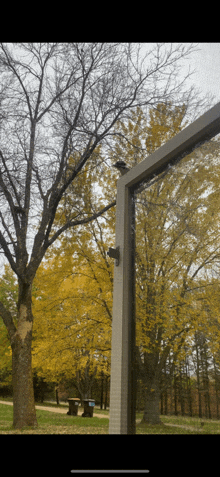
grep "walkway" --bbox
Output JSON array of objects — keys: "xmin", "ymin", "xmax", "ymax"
[{"xmin": 0, "ymin": 400, "xmax": 109, "ymax": 419}]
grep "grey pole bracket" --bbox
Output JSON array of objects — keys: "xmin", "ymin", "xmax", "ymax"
[{"xmin": 107, "ymin": 246, "xmax": 120, "ymax": 266}]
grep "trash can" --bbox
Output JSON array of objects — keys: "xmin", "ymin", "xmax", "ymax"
[
  {"xmin": 67, "ymin": 398, "xmax": 81, "ymax": 416},
  {"xmin": 82, "ymin": 399, "xmax": 95, "ymax": 417}
]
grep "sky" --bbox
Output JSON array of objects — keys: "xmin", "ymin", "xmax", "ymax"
[
  {"xmin": 141, "ymin": 42, "xmax": 220, "ymax": 109},
  {"xmin": 185, "ymin": 43, "xmax": 220, "ymax": 104},
  {"xmin": 1, "ymin": 42, "xmax": 220, "ymax": 273}
]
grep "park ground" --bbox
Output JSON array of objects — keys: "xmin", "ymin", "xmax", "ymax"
[{"xmin": 1, "ymin": 398, "xmax": 220, "ymax": 434}]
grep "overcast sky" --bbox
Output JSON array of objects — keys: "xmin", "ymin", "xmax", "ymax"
[
  {"xmin": 1, "ymin": 43, "xmax": 220, "ymax": 272},
  {"xmin": 186, "ymin": 43, "xmax": 220, "ymax": 104},
  {"xmin": 139, "ymin": 42, "xmax": 220, "ymax": 115}
]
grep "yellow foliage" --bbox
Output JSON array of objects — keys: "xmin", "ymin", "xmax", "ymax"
[
  {"xmin": 32, "ymin": 223, "xmax": 113, "ymax": 381},
  {"xmin": 31, "ymin": 104, "xmax": 220, "ymax": 384}
]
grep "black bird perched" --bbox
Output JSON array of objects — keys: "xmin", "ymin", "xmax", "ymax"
[{"xmin": 112, "ymin": 160, "xmax": 130, "ymax": 176}]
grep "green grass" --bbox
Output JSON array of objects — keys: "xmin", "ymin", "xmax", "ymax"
[
  {"xmin": 1, "ymin": 402, "xmax": 220, "ymax": 434},
  {"xmin": 161, "ymin": 414, "xmax": 220, "ymax": 434},
  {"xmin": 0, "ymin": 403, "xmax": 109, "ymax": 434}
]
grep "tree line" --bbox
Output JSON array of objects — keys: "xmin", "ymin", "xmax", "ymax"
[{"xmin": 137, "ymin": 331, "xmax": 220, "ymax": 419}]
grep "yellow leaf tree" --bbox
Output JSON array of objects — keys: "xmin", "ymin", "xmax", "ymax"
[
  {"xmin": 32, "ymin": 194, "xmax": 114, "ymax": 400},
  {"xmin": 104, "ymin": 104, "xmax": 220, "ymax": 423},
  {"xmin": 32, "ymin": 104, "xmax": 220, "ymax": 424},
  {"xmin": 134, "ymin": 116, "xmax": 220, "ymax": 423}
]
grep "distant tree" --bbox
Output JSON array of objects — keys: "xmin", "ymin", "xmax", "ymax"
[{"xmin": 135, "ymin": 134, "xmax": 220, "ymax": 424}]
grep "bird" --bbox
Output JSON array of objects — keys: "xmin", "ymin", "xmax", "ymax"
[{"xmin": 112, "ymin": 160, "xmax": 130, "ymax": 176}]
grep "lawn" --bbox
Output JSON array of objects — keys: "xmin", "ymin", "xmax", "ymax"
[
  {"xmin": 0, "ymin": 403, "xmax": 109, "ymax": 434},
  {"xmin": 1, "ymin": 402, "xmax": 220, "ymax": 434}
]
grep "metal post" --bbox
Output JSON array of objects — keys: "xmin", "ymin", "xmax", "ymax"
[
  {"xmin": 109, "ymin": 184, "xmax": 136, "ymax": 434},
  {"xmin": 127, "ymin": 191, "xmax": 136, "ymax": 434},
  {"xmin": 109, "ymin": 101, "xmax": 220, "ymax": 435}
]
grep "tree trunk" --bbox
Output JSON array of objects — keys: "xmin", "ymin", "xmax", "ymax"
[
  {"xmin": 203, "ymin": 347, "xmax": 211, "ymax": 419},
  {"xmin": 160, "ymin": 392, "xmax": 164, "ymax": 415},
  {"xmin": 75, "ymin": 364, "xmax": 97, "ymax": 402},
  {"xmin": 11, "ymin": 281, "xmax": 37, "ymax": 429},
  {"xmin": 179, "ymin": 367, "xmax": 185, "ymax": 416},
  {"xmin": 104, "ymin": 375, "xmax": 109, "ymax": 410},
  {"xmin": 187, "ymin": 376, "xmax": 193, "ymax": 417},
  {"xmin": 174, "ymin": 374, "xmax": 178, "ymax": 415},
  {"xmin": 195, "ymin": 340, "xmax": 202, "ymax": 418},
  {"xmin": 185, "ymin": 356, "xmax": 193, "ymax": 417},
  {"xmin": 141, "ymin": 378, "xmax": 162, "ymax": 425},
  {"xmin": 55, "ymin": 386, "xmax": 59, "ymax": 405},
  {"xmin": 100, "ymin": 372, "xmax": 104, "ymax": 410},
  {"xmin": 213, "ymin": 358, "xmax": 219, "ymax": 420}
]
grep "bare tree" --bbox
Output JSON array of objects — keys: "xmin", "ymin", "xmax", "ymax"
[{"xmin": 0, "ymin": 42, "xmax": 204, "ymax": 428}]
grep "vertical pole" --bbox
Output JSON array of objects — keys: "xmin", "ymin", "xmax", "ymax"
[
  {"xmin": 127, "ymin": 190, "xmax": 136, "ymax": 434},
  {"xmin": 109, "ymin": 182, "xmax": 136, "ymax": 434}
]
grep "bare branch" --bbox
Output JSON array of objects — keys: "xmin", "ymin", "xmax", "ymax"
[
  {"xmin": 0, "ymin": 229, "xmax": 18, "ymax": 276},
  {"xmin": 0, "ymin": 43, "xmax": 33, "ymax": 121},
  {"xmin": 44, "ymin": 199, "xmax": 116, "ymax": 249},
  {"xmin": 0, "ymin": 42, "xmax": 207, "ymax": 285}
]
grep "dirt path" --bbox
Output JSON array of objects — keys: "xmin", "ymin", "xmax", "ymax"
[
  {"xmin": 0, "ymin": 400, "xmax": 109, "ymax": 419},
  {"xmin": 165, "ymin": 422, "xmax": 202, "ymax": 432}
]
